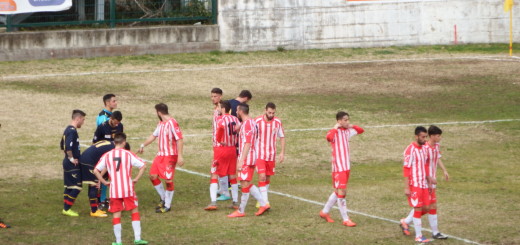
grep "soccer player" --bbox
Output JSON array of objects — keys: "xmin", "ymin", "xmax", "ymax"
[
  {"xmin": 399, "ymin": 126, "xmax": 433, "ymax": 243},
  {"xmin": 228, "ymin": 103, "xmax": 269, "ymax": 218},
  {"xmin": 138, "ymin": 103, "xmax": 184, "ymax": 213},
  {"xmin": 94, "ymin": 133, "xmax": 148, "ymax": 245},
  {"xmin": 93, "ymin": 111, "xmax": 124, "ymax": 143},
  {"xmin": 319, "ymin": 111, "xmax": 364, "ymax": 227},
  {"xmin": 210, "ymin": 88, "xmax": 230, "ymax": 200},
  {"xmin": 205, "ymin": 100, "xmax": 241, "ymax": 210},
  {"xmin": 97, "ymin": 94, "xmax": 118, "ymax": 126},
  {"xmin": 60, "ymin": 109, "xmax": 86, "ymax": 217},
  {"xmin": 400, "ymin": 125, "xmax": 449, "ymax": 240},
  {"xmin": 80, "ymin": 140, "xmax": 116, "ymax": 218},
  {"xmin": 254, "ymin": 102, "xmax": 286, "ymax": 208},
  {"xmin": 229, "ymin": 90, "xmax": 252, "ymax": 117}
]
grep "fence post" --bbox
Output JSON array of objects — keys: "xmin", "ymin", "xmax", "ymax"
[
  {"xmin": 211, "ymin": 0, "xmax": 218, "ymax": 24},
  {"xmin": 6, "ymin": 15, "xmax": 13, "ymax": 32},
  {"xmin": 110, "ymin": 0, "xmax": 116, "ymax": 28}
]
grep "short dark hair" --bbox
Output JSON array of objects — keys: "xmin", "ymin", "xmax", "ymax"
[
  {"xmin": 336, "ymin": 111, "xmax": 349, "ymax": 121},
  {"xmin": 155, "ymin": 103, "xmax": 169, "ymax": 114},
  {"xmin": 124, "ymin": 142, "xmax": 131, "ymax": 151},
  {"xmin": 428, "ymin": 125, "xmax": 443, "ymax": 136},
  {"xmin": 111, "ymin": 111, "xmax": 123, "ymax": 121},
  {"xmin": 211, "ymin": 88, "xmax": 223, "ymax": 95},
  {"xmin": 72, "ymin": 109, "xmax": 86, "ymax": 119},
  {"xmin": 415, "ymin": 126, "xmax": 428, "ymax": 136},
  {"xmin": 103, "ymin": 94, "xmax": 116, "ymax": 105},
  {"xmin": 220, "ymin": 100, "xmax": 231, "ymax": 113},
  {"xmin": 265, "ymin": 102, "xmax": 276, "ymax": 110},
  {"xmin": 114, "ymin": 132, "xmax": 127, "ymax": 145},
  {"xmin": 237, "ymin": 103, "xmax": 249, "ymax": 114},
  {"xmin": 238, "ymin": 90, "xmax": 252, "ymax": 100}
]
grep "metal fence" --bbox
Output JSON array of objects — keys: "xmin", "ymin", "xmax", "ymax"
[{"xmin": 0, "ymin": 0, "xmax": 217, "ymax": 32}]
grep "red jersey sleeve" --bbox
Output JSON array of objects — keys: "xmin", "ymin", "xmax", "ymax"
[
  {"xmin": 244, "ymin": 121, "xmax": 254, "ymax": 143},
  {"xmin": 326, "ymin": 129, "xmax": 337, "ymax": 142},
  {"xmin": 352, "ymin": 125, "xmax": 364, "ymax": 135},
  {"xmin": 216, "ymin": 121, "xmax": 225, "ymax": 143},
  {"xmin": 403, "ymin": 166, "xmax": 411, "ymax": 177}
]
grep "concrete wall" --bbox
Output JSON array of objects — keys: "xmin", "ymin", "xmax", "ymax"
[
  {"xmin": 218, "ymin": 0, "xmax": 520, "ymax": 51},
  {"xmin": 0, "ymin": 25, "xmax": 219, "ymax": 61}
]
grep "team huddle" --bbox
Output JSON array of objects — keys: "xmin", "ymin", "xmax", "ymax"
[{"xmin": 60, "ymin": 90, "xmax": 449, "ymax": 244}]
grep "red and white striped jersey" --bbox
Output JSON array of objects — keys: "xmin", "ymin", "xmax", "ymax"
[
  {"xmin": 212, "ymin": 108, "xmax": 221, "ymax": 147},
  {"xmin": 216, "ymin": 114, "xmax": 240, "ymax": 147},
  {"xmin": 326, "ymin": 126, "xmax": 364, "ymax": 172},
  {"xmin": 153, "ymin": 118, "xmax": 183, "ymax": 156},
  {"xmin": 424, "ymin": 142, "xmax": 441, "ymax": 182},
  {"xmin": 403, "ymin": 142, "xmax": 430, "ymax": 188},
  {"xmin": 95, "ymin": 148, "xmax": 145, "ymax": 198},
  {"xmin": 238, "ymin": 118, "xmax": 258, "ymax": 166},
  {"xmin": 254, "ymin": 116, "xmax": 285, "ymax": 161}
]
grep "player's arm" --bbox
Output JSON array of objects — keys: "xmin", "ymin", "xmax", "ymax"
[
  {"xmin": 403, "ymin": 147, "xmax": 412, "ymax": 197},
  {"xmin": 438, "ymin": 159, "xmax": 449, "ymax": 181},
  {"xmin": 216, "ymin": 123, "xmax": 225, "ymax": 145},
  {"xmin": 176, "ymin": 138, "xmax": 184, "ymax": 167},
  {"xmin": 278, "ymin": 137, "xmax": 286, "ymax": 163},
  {"xmin": 238, "ymin": 142, "xmax": 251, "ymax": 171},
  {"xmin": 138, "ymin": 134, "xmax": 157, "ymax": 154},
  {"xmin": 65, "ymin": 130, "xmax": 79, "ymax": 165},
  {"xmin": 96, "ymin": 115, "xmax": 108, "ymax": 127},
  {"xmin": 92, "ymin": 125, "xmax": 102, "ymax": 143},
  {"xmin": 351, "ymin": 125, "xmax": 364, "ymax": 135},
  {"xmin": 326, "ymin": 128, "xmax": 338, "ymax": 142}
]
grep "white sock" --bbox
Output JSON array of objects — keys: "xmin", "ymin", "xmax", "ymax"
[
  {"xmin": 413, "ymin": 217, "xmax": 423, "ymax": 238},
  {"xmin": 154, "ymin": 183, "xmax": 165, "ymax": 201},
  {"xmin": 266, "ymin": 183, "xmax": 270, "ymax": 191},
  {"xmin": 250, "ymin": 185, "xmax": 266, "ymax": 206},
  {"xmin": 209, "ymin": 183, "xmax": 218, "ymax": 202},
  {"xmin": 239, "ymin": 192, "xmax": 250, "ymax": 213},
  {"xmin": 113, "ymin": 223, "xmax": 122, "ymax": 243},
  {"xmin": 132, "ymin": 221, "xmax": 141, "ymax": 241},
  {"xmin": 404, "ymin": 209, "xmax": 414, "ymax": 224},
  {"xmin": 429, "ymin": 214, "xmax": 439, "ymax": 234},
  {"xmin": 259, "ymin": 186, "xmax": 268, "ymax": 204},
  {"xmin": 165, "ymin": 190, "xmax": 174, "ymax": 209},
  {"xmin": 231, "ymin": 183, "xmax": 239, "ymax": 202},
  {"xmin": 219, "ymin": 176, "xmax": 229, "ymax": 196},
  {"xmin": 322, "ymin": 192, "xmax": 337, "ymax": 213},
  {"xmin": 337, "ymin": 198, "xmax": 349, "ymax": 221}
]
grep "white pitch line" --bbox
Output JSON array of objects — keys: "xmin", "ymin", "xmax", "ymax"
[{"xmin": 2, "ymin": 55, "xmax": 519, "ymax": 80}]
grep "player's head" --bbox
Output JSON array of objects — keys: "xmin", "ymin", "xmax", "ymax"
[
  {"xmin": 113, "ymin": 132, "xmax": 127, "ymax": 147},
  {"xmin": 124, "ymin": 142, "xmax": 131, "ymax": 151},
  {"xmin": 109, "ymin": 111, "xmax": 123, "ymax": 128},
  {"xmin": 103, "ymin": 94, "xmax": 117, "ymax": 110},
  {"xmin": 238, "ymin": 90, "xmax": 253, "ymax": 103},
  {"xmin": 428, "ymin": 125, "xmax": 443, "ymax": 143},
  {"xmin": 155, "ymin": 103, "xmax": 169, "ymax": 120},
  {"xmin": 220, "ymin": 100, "xmax": 232, "ymax": 114},
  {"xmin": 237, "ymin": 103, "xmax": 249, "ymax": 120},
  {"xmin": 265, "ymin": 102, "xmax": 276, "ymax": 121},
  {"xmin": 336, "ymin": 111, "xmax": 350, "ymax": 128},
  {"xmin": 71, "ymin": 109, "xmax": 86, "ymax": 128},
  {"xmin": 415, "ymin": 126, "xmax": 428, "ymax": 145},
  {"xmin": 211, "ymin": 88, "xmax": 223, "ymax": 105}
]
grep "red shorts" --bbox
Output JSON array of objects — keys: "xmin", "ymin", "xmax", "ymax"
[
  {"xmin": 332, "ymin": 171, "xmax": 350, "ymax": 189},
  {"xmin": 429, "ymin": 188, "xmax": 437, "ymax": 204},
  {"xmin": 256, "ymin": 159, "xmax": 276, "ymax": 176},
  {"xmin": 238, "ymin": 165, "xmax": 255, "ymax": 182},
  {"xmin": 150, "ymin": 155, "xmax": 177, "ymax": 180},
  {"xmin": 211, "ymin": 147, "xmax": 237, "ymax": 177},
  {"xmin": 408, "ymin": 186, "xmax": 431, "ymax": 208},
  {"xmin": 109, "ymin": 196, "xmax": 138, "ymax": 213}
]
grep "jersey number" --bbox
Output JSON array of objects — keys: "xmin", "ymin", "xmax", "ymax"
[
  {"xmin": 228, "ymin": 122, "xmax": 237, "ymax": 135},
  {"xmin": 114, "ymin": 157, "xmax": 122, "ymax": 172}
]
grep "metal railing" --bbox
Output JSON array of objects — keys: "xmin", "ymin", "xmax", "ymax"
[{"xmin": 0, "ymin": 0, "xmax": 217, "ymax": 32}]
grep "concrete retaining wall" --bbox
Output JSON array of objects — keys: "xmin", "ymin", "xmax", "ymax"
[
  {"xmin": 218, "ymin": 0, "xmax": 520, "ymax": 51},
  {"xmin": 0, "ymin": 25, "xmax": 219, "ymax": 61}
]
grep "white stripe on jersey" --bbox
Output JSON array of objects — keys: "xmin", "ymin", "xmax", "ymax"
[
  {"xmin": 403, "ymin": 143, "xmax": 429, "ymax": 188},
  {"xmin": 328, "ymin": 128, "xmax": 358, "ymax": 172},
  {"xmin": 218, "ymin": 114, "xmax": 240, "ymax": 147},
  {"xmin": 255, "ymin": 116, "xmax": 285, "ymax": 161},
  {"xmin": 239, "ymin": 119, "xmax": 258, "ymax": 166},
  {"xmin": 424, "ymin": 142, "xmax": 441, "ymax": 182},
  {"xmin": 153, "ymin": 118, "xmax": 183, "ymax": 156},
  {"xmin": 212, "ymin": 109, "xmax": 220, "ymax": 147},
  {"xmin": 95, "ymin": 149, "xmax": 145, "ymax": 198}
]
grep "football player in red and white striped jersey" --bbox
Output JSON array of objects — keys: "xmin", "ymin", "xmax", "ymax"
[
  {"xmin": 94, "ymin": 133, "xmax": 148, "ymax": 245},
  {"xmin": 254, "ymin": 102, "xmax": 286, "ymax": 207},
  {"xmin": 210, "ymin": 88, "xmax": 232, "ymax": 200},
  {"xmin": 228, "ymin": 103, "xmax": 269, "ymax": 217},
  {"xmin": 205, "ymin": 100, "xmax": 241, "ymax": 210},
  {"xmin": 399, "ymin": 126, "xmax": 433, "ymax": 243},
  {"xmin": 138, "ymin": 103, "xmax": 184, "ymax": 213},
  {"xmin": 401, "ymin": 125, "xmax": 449, "ymax": 240},
  {"xmin": 319, "ymin": 111, "xmax": 364, "ymax": 227}
]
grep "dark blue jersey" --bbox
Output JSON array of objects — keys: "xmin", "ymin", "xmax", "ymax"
[
  {"xmin": 229, "ymin": 99, "xmax": 240, "ymax": 117},
  {"xmin": 80, "ymin": 140, "xmax": 115, "ymax": 165},
  {"xmin": 60, "ymin": 125, "xmax": 81, "ymax": 159},
  {"xmin": 92, "ymin": 121, "xmax": 124, "ymax": 143}
]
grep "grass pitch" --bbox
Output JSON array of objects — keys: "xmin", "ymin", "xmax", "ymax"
[{"xmin": 0, "ymin": 44, "xmax": 519, "ymax": 245}]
